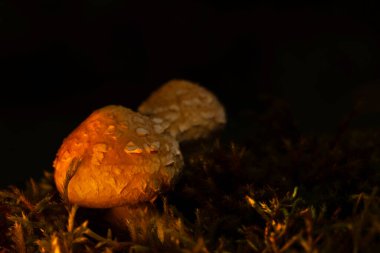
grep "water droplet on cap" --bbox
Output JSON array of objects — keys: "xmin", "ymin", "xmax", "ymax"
[
  {"xmin": 136, "ymin": 127, "xmax": 149, "ymax": 136},
  {"xmin": 124, "ymin": 141, "xmax": 143, "ymax": 154}
]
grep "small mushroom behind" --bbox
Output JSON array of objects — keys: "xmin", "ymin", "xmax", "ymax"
[
  {"xmin": 138, "ymin": 79, "xmax": 227, "ymax": 142},
  {"xmin": 53, "ymin": 105, "xmax": 183, "ymax": 208}
]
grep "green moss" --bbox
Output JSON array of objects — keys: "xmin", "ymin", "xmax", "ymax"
[{"xmin": 1, "ymin": 96, "xmax": 380, "ymax": 252}]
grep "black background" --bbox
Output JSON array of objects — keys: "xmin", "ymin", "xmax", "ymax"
[{"xmin": 1, "ymin": 1, "xmax": 380, "ymax": 187}]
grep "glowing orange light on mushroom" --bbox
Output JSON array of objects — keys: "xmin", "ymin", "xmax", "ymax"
[{"xmin": 53, "ymin": 105, "xmax": 183, "ymax": 208}]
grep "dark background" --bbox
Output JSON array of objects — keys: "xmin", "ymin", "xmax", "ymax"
[{"xmin": 1, "ymin": 1, "xmax": 380, "ymax": 188}]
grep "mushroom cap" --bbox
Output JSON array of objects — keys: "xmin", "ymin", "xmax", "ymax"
[
  {"xmin": 138, "ymin": 79, "xmax": 226, "ymax": 142},
  {"xmin": 53, "ymin": 105, "xmax": 183, "ymax": 208}
]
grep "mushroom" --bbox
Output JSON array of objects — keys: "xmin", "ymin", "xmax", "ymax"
[
  {"xmin": 138, "ymin": 79, "xmax": 227, "ymax": 142},
  {"xmin": 53, "ymin": 105, "xmax": 183, "ymax": 209}
]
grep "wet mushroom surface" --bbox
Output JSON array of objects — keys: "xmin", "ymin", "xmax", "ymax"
[
  {"xmin": 138, "ymin": 79, "xmax": 227, "ymax": 142},
  {"xmin": 53, "ymin": 105, "xmax": 183, "ymax": 208}
]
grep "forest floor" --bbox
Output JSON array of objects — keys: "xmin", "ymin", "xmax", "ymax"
[{"xmin": 1, "ymin": 95, "xmax": 379, "ymax": 252}]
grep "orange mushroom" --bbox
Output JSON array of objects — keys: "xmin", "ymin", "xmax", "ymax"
[
  {"xmin": 138, "ymin": 79, "xmax": 227, "ymax": 142},
  {"xmin": 53, "ymin": 105, "xmax": 183, "ymax": 208}
]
